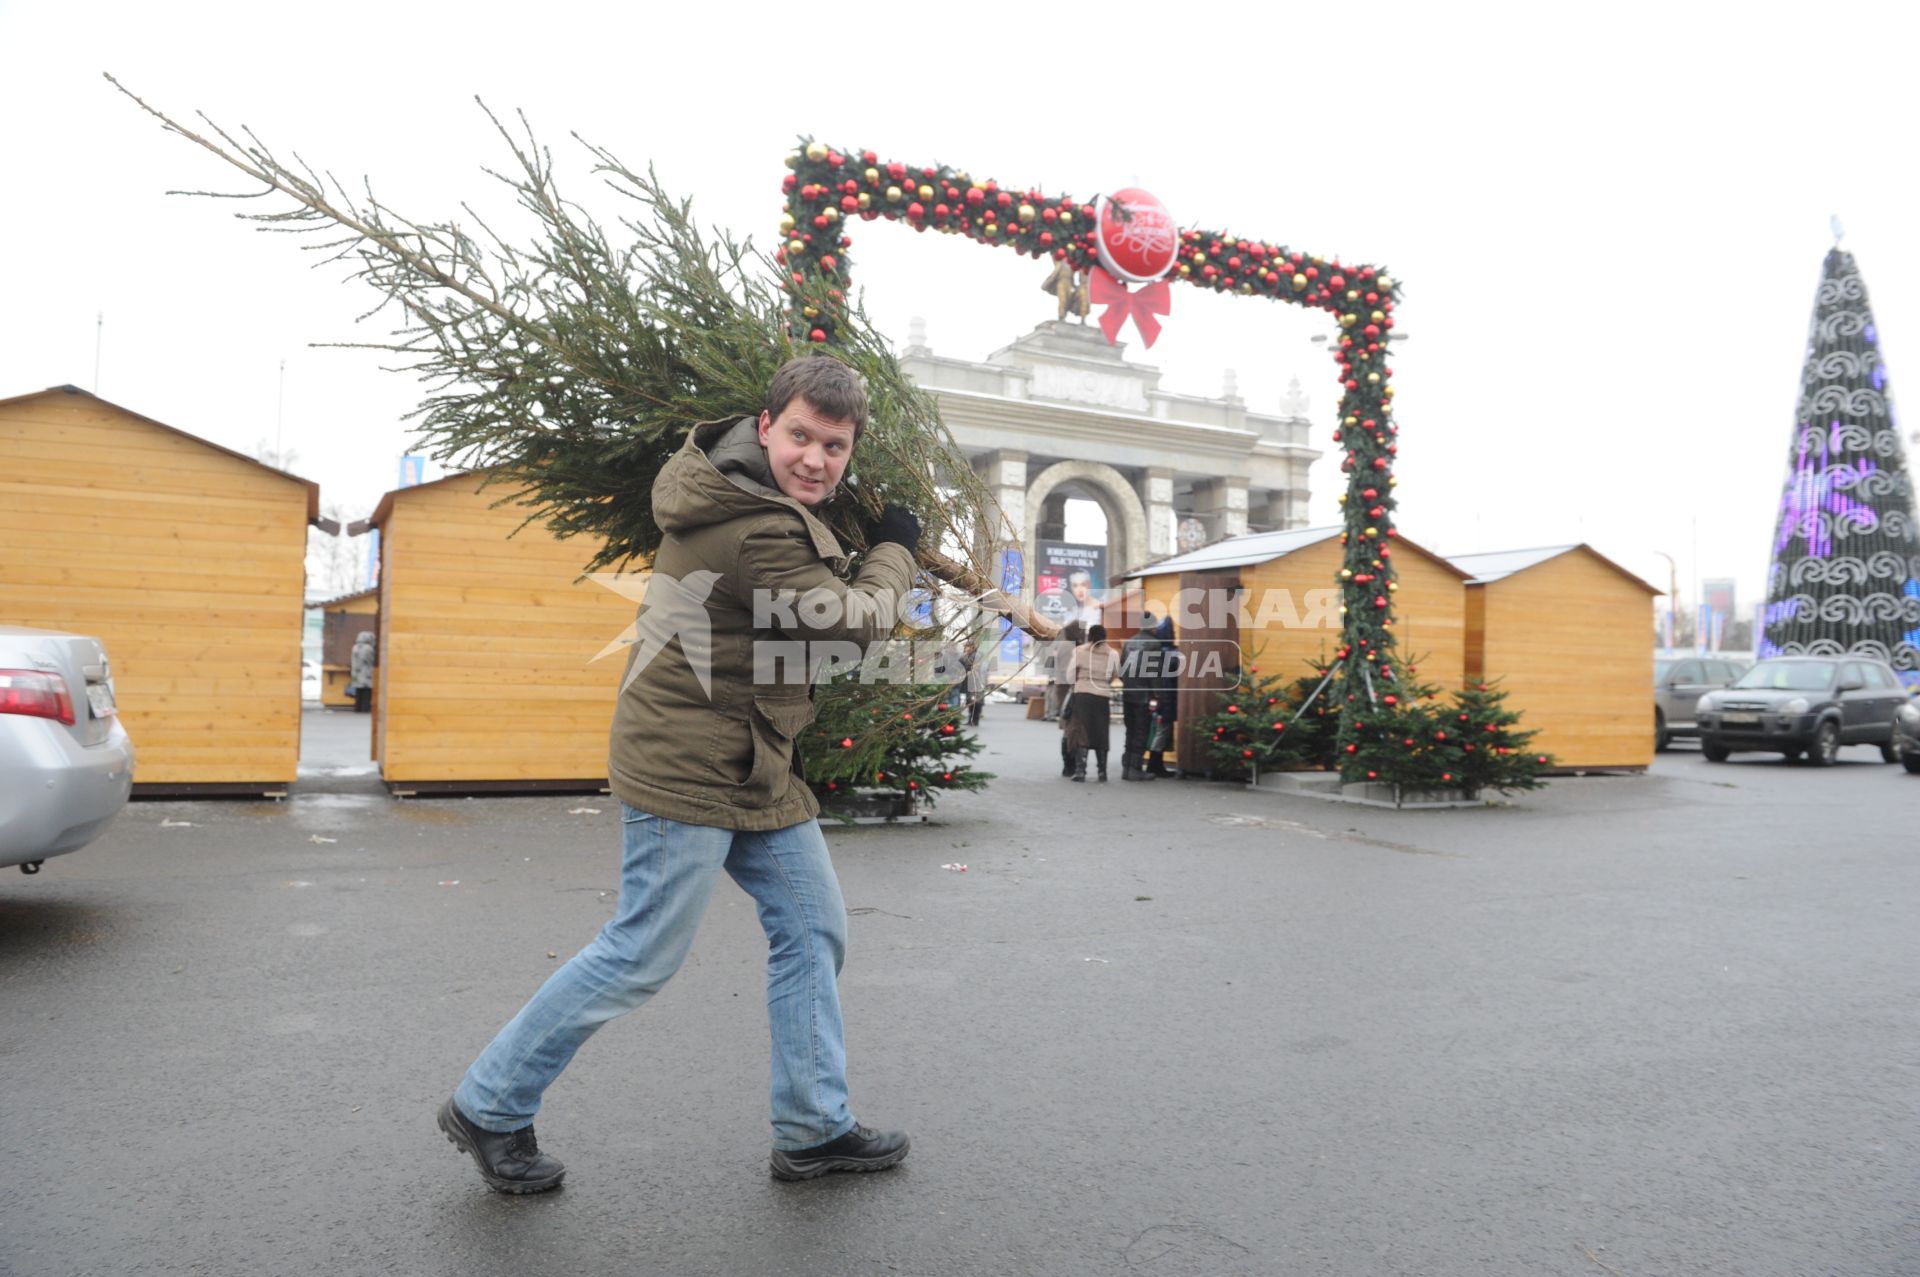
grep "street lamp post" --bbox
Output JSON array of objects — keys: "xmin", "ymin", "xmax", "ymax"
[{"xmin": 1651, "ymin": 550, "xmax": 1680, "ymax": 649}]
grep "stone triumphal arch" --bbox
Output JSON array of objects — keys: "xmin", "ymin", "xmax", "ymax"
[{"xmin": 899, "ymin": 317, "xmax": 1320, "ymax": 598}]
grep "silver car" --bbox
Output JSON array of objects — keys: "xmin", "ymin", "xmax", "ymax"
[
  {"xmin": 1, "ymin": 626, "xmax": 136, "ymax": 873},
  {"xmin": 1654, "ymin": 656, "xmax": 1746, "ymax": 751}
]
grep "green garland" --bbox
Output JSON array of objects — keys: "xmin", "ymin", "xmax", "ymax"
[{"xmin": 779, "ymin": 137, "xmax": 1407, "ymax": 781}]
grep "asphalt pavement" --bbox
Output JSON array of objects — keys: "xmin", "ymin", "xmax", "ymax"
[{"xmin": 2, "ymin": 707, "xmax": 1915, "ymax": 1277}]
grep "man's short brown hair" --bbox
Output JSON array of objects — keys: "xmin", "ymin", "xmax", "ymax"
[{"xmin": 766, "ymin": 356, "xmax": 869, "ymax": 438}]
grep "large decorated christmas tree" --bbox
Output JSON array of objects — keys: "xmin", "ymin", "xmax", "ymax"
[{"xmin": 1760, "ymin": 247, "xmax": 1920, "ymax": 681}]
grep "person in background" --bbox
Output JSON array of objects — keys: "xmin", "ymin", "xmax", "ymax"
[
  {"xmin": 1145, "ymin": 615, "xmax": 1179, "ymax": 778},
  {"xmin": 1119, "ymin": 613, "xmax": 1162, "ymax": 781},
  {"xmin": 1054, "ymin": 620, "xmax": 1085, "ymax": 776},
  {"xmin": 1066, "ymin": 623, "xmax": 1118, "ymax": 782},
  {"xmin": 962, "ymin": 639, "xmax": 987, "ymax": 727},
  {"xmin": 348, "ymin": 631, "xmax": 376, "ymax": 713}
]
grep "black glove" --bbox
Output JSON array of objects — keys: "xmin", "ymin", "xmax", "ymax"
[{"xmin": 868, "ymin": 504, "xmax": 921, "ymax": 552}]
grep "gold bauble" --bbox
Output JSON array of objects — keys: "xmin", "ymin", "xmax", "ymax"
[
  {"xmin": 1339, "ymin": 313, "xmax": 1356, "ymax": 327},
  {"xmin": 1178, "ymin": 264, "xmax": 1191, "ymax": 276},
  {"xmin": 778, "ymin": 213, "xmax": 795, "ymax": 232},
  {"xmin": 1367, "ymin": 372, "xmax": 1380, "ymax": 384},
  {"xmin": 1238, "ymin": 283, "xmax": 1254, "ymax": 294},
  {"xmin": 857, "ymin": 192, "xmax": 872, "ymax": 210},
  {"xmin": 784, "ymin": 152, "xmax": 800, "ymax": 169},
  {"xmin": 1364, "ymin": 527, "xmax": 1379, "ymax": 539},
  {"xmin": 802, "ymin": 305, "xmax": 819, "ymax": 318},
  {"xmin": 1340, "ymin": 568, "xmax": 1353, "ymax": 578},
  {"xmin": 1377, "ymin": 275, "xmax": 1393, "ymax": 289},
  {"xmin": 1371, "ymin": 310, "xmax": 1384, "ymax": 322},
  {"xmin": 787, "ymin": 239, "xmax": 805, "ymax": 255},
  {"xmin": 1384, "ymin": 386, "xmax": 1396, "ymax": 397},
  {"xmin": 1059, "ymin": 209, "xmax": 1073, "ymax": 222},
  {"xmin": 804, "ymin": 141, "xmax": 829, "ymax": 162},
  {"xmin": 919, "ymin": 184, "xmax": 934, "ymax": 200},
  {"xmin": 822, "ymin": 207, "xmax": 840, "ymax": 223},
  {"xmin": 1291, "ymin": 273, "xmax": 1307, "ymax": 290},
  {"xmin": 864, "ymin": 167, "xmax": 880, "ymax": 184},
  {"xmin": 1388, "ymin": 581, "xmax": 1399, "ymax": 592},
  {"xmin": 886, "ymin": 185, "xmax": 903, "ymax": 202},
  {"xmin": 1018, "ymin": 203, "xmax": 1036, "ymax": 222},
  {"xmin": 1345, "ymin": 415, "xmax": 1359, "ymax": 425},
  {"xmin": 1347, "ymin": 290, "xmax": 1360, "ymax": 300}
]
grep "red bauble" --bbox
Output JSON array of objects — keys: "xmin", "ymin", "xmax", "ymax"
[
  {"xmin": 907, "ymin": 202, "xmax": 925, "ymax": 219},
  {"xmin": 809, "ymin": 328, "xmax": 827, "ymax": 342},
  {"xmin": 840, "ymin": 738, "xmax": 854, "ymax": 748},
  {"xmin": 965, "ymin": 187, "xmax": 985, "ymax": 206}
]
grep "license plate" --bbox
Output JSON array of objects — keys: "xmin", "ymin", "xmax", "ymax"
[
  {"xmin": 87, "ymin": 684, "xmax": 116, "ymax": 719},
  {"xmin": 1721, "ymin": 712, "xmax": 1759, "ymax": 725}
]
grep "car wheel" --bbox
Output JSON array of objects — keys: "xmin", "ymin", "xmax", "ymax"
[
  {"xmin": 1809, "ymin": 721, "xmax": 1840, "ymax": 767},
  {"xmin": 1880, "ymin": 738, "xmax": 1899, "ymax": 764},
  {"xmin": 1654, "ymin": 710, "xmax": 1669, "ymax": 753},
  {"xmin": 1702, "ymin": 742, "xmax": 1730, "ymax": 763},
  {"xmin": 1905, "ymin": 755, "xmax": 1920, "ymax": 775}
]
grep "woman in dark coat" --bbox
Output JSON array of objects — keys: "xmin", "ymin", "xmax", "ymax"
[
  {"xmin": 1066, "ymin": 624, "xmax": 1118, "ymax": 782},
  {"xmin": 1054, "ymin": 621, "xmax": 1085, "ymax": 776}
]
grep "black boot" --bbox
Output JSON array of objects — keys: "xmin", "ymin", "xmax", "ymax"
[
  {"xmin": 769, "ymin": 1122, "xmax": 912, "ymax": 1181},
  {"xmin": 1146, "ymin": 751, "xmax": 1173, "ymax": 778},
  {"xmin": 1071, "ymin": 748, "xmax": 1088, "ymax": 781},
  {"xmin": 1096, "ymin": 751, "xmax": 1108, "ymax": 782},
  {"xmin": 438, "ymin": 1097, "xmax": 566, "ymax": 1194},
  {"xmin": 1134, "ymin": 756, "xmax": 1156, "ymax": 781},
  {"xmin": 1061, "ymin": 739, "xmax": 1074, "ymax": 777},
  {"xmin": 1121, "ymin": 761, "xmax": 1138, "ymax": 781}
]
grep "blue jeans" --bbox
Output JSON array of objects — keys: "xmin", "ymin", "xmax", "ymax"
[{"xmin": 454, "ymin": 804, "xmax": 856, "ymax": 1151}]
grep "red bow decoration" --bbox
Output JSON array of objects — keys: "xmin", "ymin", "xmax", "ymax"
[{"xmin": 1089, "ymin": 266, "xmax": 1172, "ymax": 348}]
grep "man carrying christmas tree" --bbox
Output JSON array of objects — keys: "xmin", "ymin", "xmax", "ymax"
[{"xmin": 439, "ymin": 357, "xmax": 920, "ymax": 1193}]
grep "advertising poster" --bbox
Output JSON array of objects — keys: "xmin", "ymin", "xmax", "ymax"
[{"xmin": 1034, "ymin": 540, "xmax": 1108, "ymax": 628}]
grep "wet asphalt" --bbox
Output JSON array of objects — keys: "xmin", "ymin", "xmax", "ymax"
[{"xmin": 2, "ymin": 706, "xmax": 1915, "ymax": 1277}]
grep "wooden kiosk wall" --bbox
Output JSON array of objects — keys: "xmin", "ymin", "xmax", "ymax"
[
  {"xmin": 1128, "ymin": 532, "xmax": 1468, "ymax": 772},
  {"xmin": 367, "ymin": 472, "xmax": 643, "ymax": 791},
  {"xmin": 1459, "ymin": 546, "xmax": 1658, "ymax": 770},
  {"xmin": 0, "ymin": 386, "xmax": 317, "ymax": 793}
]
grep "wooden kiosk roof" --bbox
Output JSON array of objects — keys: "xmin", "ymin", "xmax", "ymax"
[{"xmin": 0, "ymin": 385, "xmax": 326, "ymax": 526}]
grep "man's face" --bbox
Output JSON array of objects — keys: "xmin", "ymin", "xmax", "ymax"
[{"xmin": 757, "ymin": 398, "xmax": 857, "ymax": 506}]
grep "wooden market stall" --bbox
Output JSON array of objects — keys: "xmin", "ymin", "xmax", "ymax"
[
  {"xmin": 1448, "ymin": 544, "xmax": 1660, "ymax": 770},
  {"xmin": 0, "ymin": 384, "xmax": 323, "ymax": 794},
  {"xmin": 313, "ymin": 588, "xmax": 379, "ymax": 707},
  {"xmin": 1122, "ymin": 525, "xmax": 1470, "ymax": 772},
  {"xmin": 359, "ymin": 470, "xmax": 644, "ymax": 793}
]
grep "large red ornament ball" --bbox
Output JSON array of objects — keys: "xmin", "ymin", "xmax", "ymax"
[
  {"xmin": 809, "ymin": 328, "xmax": 827, "ymax": 342},
  {"xmin": 1094, "ymin": 187, "xmax": 1178, "ymax": 282}
]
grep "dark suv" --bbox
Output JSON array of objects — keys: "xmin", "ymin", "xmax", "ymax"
[{"xmin": 1695, "ymin": 656, "xmax": 1910, "ymax": 766}]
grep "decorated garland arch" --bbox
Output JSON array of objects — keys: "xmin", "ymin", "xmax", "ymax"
[{"xmin": 779, "ymin": 139, "xmax": 1408, "ymax": 781}]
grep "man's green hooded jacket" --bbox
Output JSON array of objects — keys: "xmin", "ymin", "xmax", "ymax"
[{"xmin": 607, "ymin": 418, "xmax": 915, "ymax": 829}]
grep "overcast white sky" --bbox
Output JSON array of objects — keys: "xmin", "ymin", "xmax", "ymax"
[{"xmin": 4, "ymin": 1, "xmax": 1915, "ymax": 620}]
